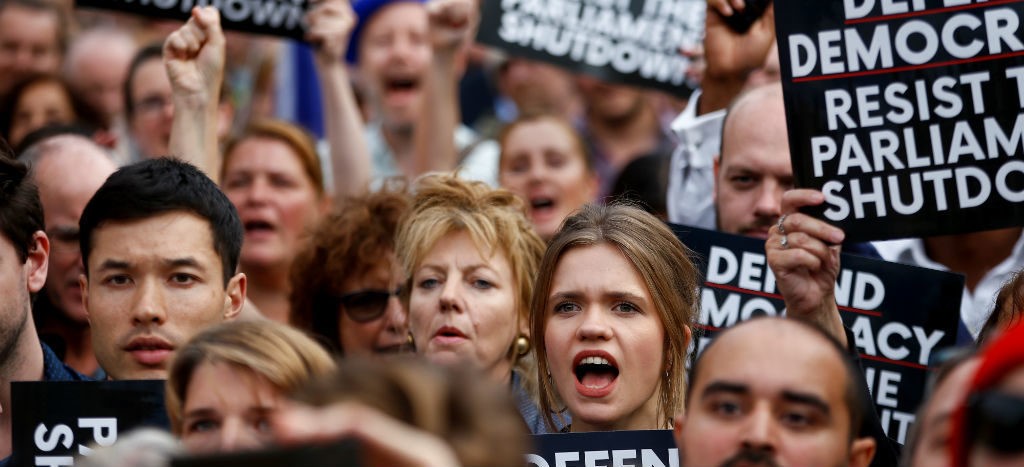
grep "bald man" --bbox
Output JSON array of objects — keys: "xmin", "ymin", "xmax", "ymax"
[
  {"xmin": 675, "ymin": 317, "xmax": 877, "ymax": 467},
  {"xmin": 20, "ymin": 133, "xmax": 117, "ymax": 377}
]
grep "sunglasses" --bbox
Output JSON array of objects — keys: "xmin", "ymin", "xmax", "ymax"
[
  {"xmin": 326, "ymin": 287, "xmax": 402, "ymax": 323},
  {"xmin": 967, "ymin": 390, "xmax": 1024, "ymax": 455}
]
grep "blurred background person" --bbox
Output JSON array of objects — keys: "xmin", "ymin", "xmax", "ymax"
[
  {"xmin": 19, "ymin": 130, "xmax": 117, "ymax": 377},
  {"xmin": 498, "ymin": 112, "xmax": 597, "ymax": 241},
  {"xmin": 220, "ymin": 120, "xmax": 330, "ymax": 323},
  {"xmin": 0, "ymin": 0, "xmax": 67, "ymax": 100},
  {"xmin": 0, "ymin": 74, "xmax": 107, "ymax": 150},
  {"xmin": 166, "ymin": 320, "xmax": 335, "ymax": 454},
  {"xmin": 290, "ymin": 181, "xmax": 411, "ymax": 355},
  {"xmin": 951, "ymin": 321, "xmax": 1024, "ymax": 467},
  {"xmin": 275, "ymin": 356, "xmax": 530, "ymax": 467}
]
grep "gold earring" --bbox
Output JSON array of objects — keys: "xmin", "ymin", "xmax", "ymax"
[
  {"xmin": 515, "ymin": 335, "xmax": 530, "ymax": 356},
  {"xmin": 407, "ymin": 332, "xmax": 415, "ymax": 346}
]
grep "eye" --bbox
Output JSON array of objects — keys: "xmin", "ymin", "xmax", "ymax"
[
  {"xmin": 103, "ymin": 274, "xmax": 132, "ymax": 287},
  {"xmin": 708, "ymin": 397, "xmax": 744, "ymax": 418},
  {"xmin": 552, "ymin": 301, "xmax": 580, "ymax": 314},
  {"xmin": 417, "ymin": 277, "xmax": 440, "ymax": 290},
  {"xmin": 728, "ymin": 173, "xmax": 757, "ymax": 190},
  {"xmin": 222, "ymin": 175, "xmax": 250, "ymax": 190},
  {"xmin": 254, "ymin": 417, "xmax": 272, "ymax": 433},
  {"xmin": 187, "ymin": 419, "xmax": 218, "ymax": 434},
  {"xmin": 613, "ymin": 302, "xmax": 641, "ymax": 314},
  {"xmin": 170, "ymin": 273, "xmax": 197, "ymax": 285},
  {"xmin": 471, "ymin": 278, "xmax": 493, "ymax": 290},
  {"xmin": 780, "ymin": 408, "xmax": 817, "ymax": 429}
]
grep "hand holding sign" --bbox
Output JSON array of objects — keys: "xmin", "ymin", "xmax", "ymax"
[
  {"xmin": 164, "ymin": 7, "xmax": 225, "ymax": 104},
  {"xmin": 426, "ymin": 0, "xmax": 475, "ymax": 56},
  {"xmin": 766, "ymin": 189, "xmax": 849, "ymax": 346},
  {"xmin": 306, "ymin": 0, "xmax": 356, "ymax": 65}
]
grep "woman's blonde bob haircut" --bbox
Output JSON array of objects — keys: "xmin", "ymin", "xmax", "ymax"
[
  {"xmin": 165, "ymin": 320, "xmax": 336, "ymax": 434},
  {"xmin": 395, "ymin": 174, "xmax": 546, "ymax": 354},
  {"xmin": 531, "ymin": 203, "xmax": 699, "ymax": 431}
]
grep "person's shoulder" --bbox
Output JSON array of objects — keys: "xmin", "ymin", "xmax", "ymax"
[{"xmin": 41, "ymin": 343, "xmax": 92, "ymax": 382}]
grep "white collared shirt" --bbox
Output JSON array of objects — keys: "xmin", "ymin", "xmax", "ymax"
[
  {"xmin": 873, "ymin": 234, "xmax": 1024, "ymax": 339},
  {"xmin": 666, "ymin": 90, "xmax": 726, "ymax": 229}
]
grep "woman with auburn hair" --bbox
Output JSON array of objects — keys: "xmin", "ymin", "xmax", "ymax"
[
  {"xmin": 532, "ymin": 204, "xmax": 698, "ymax": 432},
  {"xmin": 220, "ymin": 119, "xmax": 331, "ymax": 323},
  {"xmin": 395, "ymin": 173, "xmax": 555, "ymax": 433},
  {"xmin": 290, "ymin": 180, "xmax": 412, "ymax": 355},
  {"xmin": 166, "ymin": 320, "xmax": 335, "ymax": 453}
]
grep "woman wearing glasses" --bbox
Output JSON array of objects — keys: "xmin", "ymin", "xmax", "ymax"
[
  {"xmin": 290, "ymin": 181, "xmax": 412, "ymax": 355},
  {"xmin": 396, "ymin": 174, "xmax": 554, "ymax": 433}
]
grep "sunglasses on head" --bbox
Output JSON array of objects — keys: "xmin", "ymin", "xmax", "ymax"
[
  {"xmin": 967, "ymin": 390, "xmax": 1024, "ymax": 455},
  {"xmin": 327, "ymin": 287, "xmax": 402, "ymax": 323}
]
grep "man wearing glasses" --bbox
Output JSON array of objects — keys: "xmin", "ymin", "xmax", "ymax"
[{"xmin": 19, "ymin": 131, "xmax": 116, "ymax": 378}]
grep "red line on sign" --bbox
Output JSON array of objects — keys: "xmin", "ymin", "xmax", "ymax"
[
  {"xmin": 703, "ymin": 282, "xmax": 882, "ymax": 317},
  {"xmin": 844, "ymin": 0, "xmax": 1024, "ymax": 25},
  {"xmin": 861, "ymin": 353, "xmax": 929, "ymax": 370},
  {"xmin": 792, "ymin": 51, "xmax": 1024, "ymax": 83}
]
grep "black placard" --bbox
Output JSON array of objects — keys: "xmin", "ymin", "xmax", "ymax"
[
  {"xmin": 11, "ymin": 380, "xmax": 169, "ymax": 467},
  {"xmin": 527, "ymin": 430, "xmax": 677, "ymax": 467},
  {"xmin": 673, "ymin": 225, "xmax": 963, "ymax": 444},
  {"xmin": 775, "ymin": 0, "xmax": 1024, "ymax": 241},
  {"xmin": 476, "ymin": 0, "xmax": 704, "ymax": 97},
  {"xmin": 75, "ymin": 0, "xmax": 309, "ymax": 40}
]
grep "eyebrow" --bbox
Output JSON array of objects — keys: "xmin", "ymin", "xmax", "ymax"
[
  {"xmin": 780, "ymin": 390, "xmax": 831, "ymax": 416},
  {"xmin": 165, "ymin": 257, "xmax": 204, "ymax": 270},
  {"xmin": 97, "ymin": 259, "xmax": 130, "ymax": 272},
  {"xmin": 701, "ymin": 381, "xmax": 749, "ymax": 398},
  {"xmin": 549, "ymin": 291, "xmax": 648, "ymax": 303}
]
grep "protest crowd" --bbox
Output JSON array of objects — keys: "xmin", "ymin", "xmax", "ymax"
[{"xmin": 2, "ymin": 0, "xmax": 1024, "ymax": 466}]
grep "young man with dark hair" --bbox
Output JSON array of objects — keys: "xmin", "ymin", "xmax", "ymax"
[
  {"xmin": 0, "ymin": 149, "xmax": 85, "ymax": 461},
  {"xmin": 79, "ymin": 157, "xmax": 246, "ymax": 380},
  {"xmin": 675, "ymin": 317, "xmax": 877, "ymax": 467}
]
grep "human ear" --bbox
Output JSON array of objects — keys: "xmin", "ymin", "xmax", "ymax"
[
  {"xmin": 223, "ymin": 272, "xmax": 247, "ymax": 319},
  {"xmin": 848, "ymin": 436, "xmax": 876, "ymax": 467}
]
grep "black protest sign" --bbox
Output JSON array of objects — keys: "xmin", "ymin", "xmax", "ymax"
[
  {"xmin": 75, "ymin": 0, "xmax": 308, "ymax": 40},
  {"xmin": 11, "ymin": 380, "xmax": 169, "ymax": 467},
  {"xmin": 527, "ymin": 430, "xmax": 677, "ymax": 467},
  {"xmin": 775, "ymin": 0, "xmax": 1024, "ymax": 241},
  {"xmin": 672, "ymin": 225, "xmax": 963, "ymax": 444},
  {"xmin": 476, "ymin": 0, "xmax": 704, "ymax": 97}
]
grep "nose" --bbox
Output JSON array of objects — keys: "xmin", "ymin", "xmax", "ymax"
[
  {"xmin": 753, "ymin": 179, "xmax": 783, "ymax": 220},
  {"xmin": 243, "ymin": 178, "xmax": 272, "ymax": 205},
  {"xmin": 577, "ymin": 309, "xmax": 612, "ymax": 341},
  {"xmin": 383, "ymin": 295, "xmax": 408, "ymax": 335},
  {"xmin": 740, "ymin": 403, "xmax": 778, "ymax": 453},
  {"xmin": 438, "ymin": 278, "xmax": 463, "ymax": 314},
  {"xmin": 131, "ymin": 277, "xmax": 167, "ymax": 326}
]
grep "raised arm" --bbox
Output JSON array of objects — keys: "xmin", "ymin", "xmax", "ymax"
[
  {"xmin": 766, "ymin": 189, "xmax": 849, "ymax": 347},
  {"xmin": 410, "ymin": 0, "xmax": 475, "ymax": 176},
  {"xmin": 165, "ymin": 6, "xmax": 225, "ymax": 181},
  {"xmin": 308, "ymin": 0, "xmax": 371, "ymax": 197},
  {"xmin": 699, "ymin": 0, "xmax": 776, "ymax": 115}
]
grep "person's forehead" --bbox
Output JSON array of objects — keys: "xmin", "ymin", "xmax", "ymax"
[
  {"xmin": 89, "ymin": 211, "xmax": 222, "ymax": 267},
  {"xmin": 695, "ymin": 321, "xmax": 847, "ymax": 399},
  {"xmin": 363, "ymin": 2, "xmax": 427, "ymax": 36},
  {"xmin": 721, "ymin": 99, "xmax": 790, "ymax": 168},
  {"xmin": 131, "ymin": 59, "xmax": 171, "ymax": 95}
]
